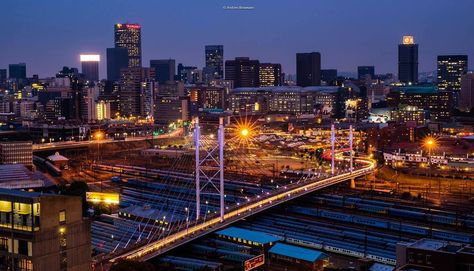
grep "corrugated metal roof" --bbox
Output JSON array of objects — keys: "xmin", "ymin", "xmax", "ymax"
[
  {"xmin": 216, "ymin": 227, "xmax": 281, "ymax": 244},
  {"xmin": 269, "ymin": 243, "xmax": 327, "ymax": 262},
  {"xmin": 369, "ymin": 262, "xmax": 394, "ymax": 271}
]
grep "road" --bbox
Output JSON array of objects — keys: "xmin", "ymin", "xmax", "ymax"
[
  {"xmin": 32, "ymin": 129, "xmax": 184, "ymax": 151},
  {"xmin": 106, "ymin": 157, "xmax": 375, "ymax": 263}
]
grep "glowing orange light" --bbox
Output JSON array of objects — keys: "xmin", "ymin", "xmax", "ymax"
[{"xmin": 240, "ymin": 128, "xmax": 249, "ymax": 137}]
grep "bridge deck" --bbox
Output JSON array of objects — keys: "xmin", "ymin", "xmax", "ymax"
[{"xmin": 106, "ymin": 158, "xmax": 375, "ymax": 263}]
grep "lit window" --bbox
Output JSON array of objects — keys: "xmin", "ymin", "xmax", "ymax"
[{"xmin": 59, "ymin": 210, "xmax": 66, "ymax": 223}]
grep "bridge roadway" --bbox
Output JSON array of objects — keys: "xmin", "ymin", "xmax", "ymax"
[{"xmin": 106, "ymin": 157, "xmax": 376, "ymax": 263}]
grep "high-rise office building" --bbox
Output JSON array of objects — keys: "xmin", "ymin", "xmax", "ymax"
[
  {"xmin": 8, "ymin": 63, "xmax": 26, "ymax": 80},
  {"xmin": 358, "ymin": 66, "xmax": 375, "ymax": 80},
  {"xmin": 114, "ymin": 23, "xmax": 142, "ymax": 67},
  {"xmin": 460, "ymin": 72, "xmax": 474, "ymax": 111},
  {"xmin": 225, "ymin": 57, "xmax": 260, "ymax": 88},
  {"xmin": 150, "ymin": 59, "xmax": 175, "ymax": 84},
  {"xmin": 398, "ymin": 36, "xmax": 418, "ymax": 83},
  {"xmin": 321, "ymin": 69, "xmax": 338, "ymax": 85},
  {"xmin": 259, "ymin": 63, "xmax": 282, "ymax": 87},
  {"xmin": 204, "ymin": 45, "xmax": 224, "ymax": 79},
  {"xmin": 0, "ymin": 188, "xmax": 91, "ymax": 270},
  {"xmin": 119, "ymin": 67, "xmax": 155, "ymax": 117},
  {"xmin": 0, "ymin": 69, "xmax": 6, "ymax": 88},
  {"xmin": 107, "ymin": 47, "xmax": 129, "ymax": 82},
  {"xmin": 80, "ymin": 54, "xmax": 100, "ymax": 82},
  {"xmin": 437, "ymin": 55, "xmax": 468, "ymax": 92},
  {"xmin": 296, "ymin": 52, "xmax": 321, "ymax": 87}
]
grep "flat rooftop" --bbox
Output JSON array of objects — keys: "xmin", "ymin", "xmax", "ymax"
[
  {"xmin": 410, "ymin": 239, "xmax": 448, "ymax": 250},
  {"xmin": 269, "ymin": 242, "xmax": 327, "ymax": 262},
  {"xmin": 216, "ymin": 227, "xmax": 281, "ymax": 245},
  {"xmin": 408, "ymin": 238, "xmax": 463, "ymax": 253},
  {"xmin": 0, "ymin": 164, "xmax": 51, "ymax": 189}
]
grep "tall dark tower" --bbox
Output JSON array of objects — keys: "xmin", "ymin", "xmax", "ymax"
[
  {"xmin": 80, "ymin": 54, "xmax": 100, "ymax": 82},
  {"xmin": 205, "ymin": 45, "xmax": 224, "ymax": 79},
  {"xmin": 114, "ymin": 23, "xmax": 142, "ymax": 68},
  {"xmin": 106, "ymin": 47, "xmax": 129, "ymax": 82},
  {"xmin": 296, "ymin": 52, "xmax": 321, "ymax": 87},
  {"xmin": 398, "ymin": 36, "xmax": 418, "ymax": 83}
]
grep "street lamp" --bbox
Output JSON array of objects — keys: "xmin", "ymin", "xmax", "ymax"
[
  {"xmin": 240, "ymin": 128, "xmax": 249, "ymax": 137},
  {"xmin": 423, "ymin": 136, "xmax": 438, "ymax": 200}
]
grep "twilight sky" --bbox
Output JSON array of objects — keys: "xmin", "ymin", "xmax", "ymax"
[{"xmin": 1, "ymin": 0, "xmax": 473, "ymax": 78}]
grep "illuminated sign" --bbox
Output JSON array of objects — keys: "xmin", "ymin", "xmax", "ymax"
[
  {"xmin": 86, "ymin": 192, "xmax": 120, "ymax": 204},
  {"xmin": 80, "ymin": 54, "xmax": 100, "ymax": 62},
  {"xmin": 244, "ymin": 254, "xmax": 265, "ymax": 271},
  {"xmin": 402, "ymin": 36, "xmax": 414, "ymax": 45},
  {"xmin": 125, "ymin": 24, "xmax": 141, "ymax": 29},
  {"xmin": 116, "ymin": 23, "xmax": 140, "ymax": 29}
]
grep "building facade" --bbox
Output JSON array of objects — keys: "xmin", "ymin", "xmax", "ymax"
[
  {"xmin": 204, "ymin": 45, "xmax": 224, "ymax": 80},
  {"xmin": 80, "ymin": 55, "xmax": 100, "ymax": 82},
  {"xmin": 460, "ymin": 72, "xmax": 474, "ymax": 111},
  {"xmin": 225, "ymin": 57, "xmax": 260, "ymax": 88},
  {"xmin": 119, "ymin": 67, "xmax": 155, "ymax": 117},
  {"xmin": 358, "ymin": 66, "xmax": 375, "ymax": 80},
  {"xmin": 398, "ymin": 36, "xmax": 418, "ymax": 83},
  {"xmin": 150, "ymin": 59, "xmax": 175, "ymax": 84},
  {"xmin": 114, "ymin": 23, "xmax": 142, "ymax": 68},
  {"xmin": 437, "ymin": 55, "xmax": 468, "ymax": 92},
  {"xmin": 296, "ymin": 52, "xmax": 321, "ymax": 87},
  {"xmin": 0, "ymin": 189, "xmax": 91, "ymax": 271},
  {"xmin": 8, "ymin": 63, "xmax": 27, "ymax": 80},
  {"xmin": 386, "ymin": 86, "xmax": 453, "ymax": 122},
  {"xmin": 259, "ymin": 63, "xmax": 282, "ymax": 87},
  {"xmin": 0, "ymin": 141, "xmax": 33, "ymax": 167},
  {"xmin": 106, "ymin": 47, "xmax": 129, "ymax": 82}
]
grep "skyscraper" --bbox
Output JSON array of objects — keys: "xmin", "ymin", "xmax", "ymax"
[
  {"xmin": 204, "ymin": 45, "xmax": 224, "ymax": 79},
  {"xmin": 437, "ymin": 55, "xmax": 468, "ymax": 92},
  {"xmin": 8, "ymin": 63, "xmax": 26, "ymax": 80},
  {"xmin": 259, "ymin": 63, "xmax": 282, "ymax": 87},
  {"xmin": 119, "ymin": 67, "xmax": 155, "ymax": 117},
  {"xmin": 296, "ymin": 52, "xmax": 321, "ymax": 87},
  {"xmin": 80, "ymin": 54, "xmax": 100, "ymax": 81},
  {"xmin": 0, "ymin": 69, "xmax": 6, "ymax": 87},
  {"xmin": 398, "ymin": 36, "xmax": 418, "ymax": 83},
  {"xmin": 114, "ymin": 23, "xmax": 142, "ymax": 67},
  {"xmin": 225, "ymin": 57, "xmax": 260, "ymax": 88},
  {"xmin": 107, "ymin": 47, "xmax": 129, "ymax": 82},
  {"xmin": 358, "ymin": 66, "xmax": 375, "ymax": 80},
  {"xmin": 150, "ymin": 59, "xmax": 176, "ymax": 84},
  {"xmin": 460, "ymin": 72, "xmax": 474, "ymax": 111}
]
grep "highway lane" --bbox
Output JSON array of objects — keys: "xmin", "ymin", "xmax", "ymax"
[{"xmin": 32, "ymin": 129, "xmax": 184, "ymax": 151}]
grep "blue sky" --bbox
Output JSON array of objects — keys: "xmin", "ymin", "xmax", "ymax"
[{"xmin": 1, "ymin": 0, "xmax": 473, "ymax": 78}]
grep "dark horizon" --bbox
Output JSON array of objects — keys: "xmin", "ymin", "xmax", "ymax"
[{"xmin": 1, "ymin": 0, "xmax": 474, "ymax": 78}]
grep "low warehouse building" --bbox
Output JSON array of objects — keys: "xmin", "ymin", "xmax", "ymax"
[{"xmin": 268, "ymin": 242, "xmax": 328, "ymax": 270}]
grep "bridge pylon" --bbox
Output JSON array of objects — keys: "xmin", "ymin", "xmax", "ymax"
[{"xmin": 194, "ymin": 117, "xmax": 225, "ymax": 222}]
